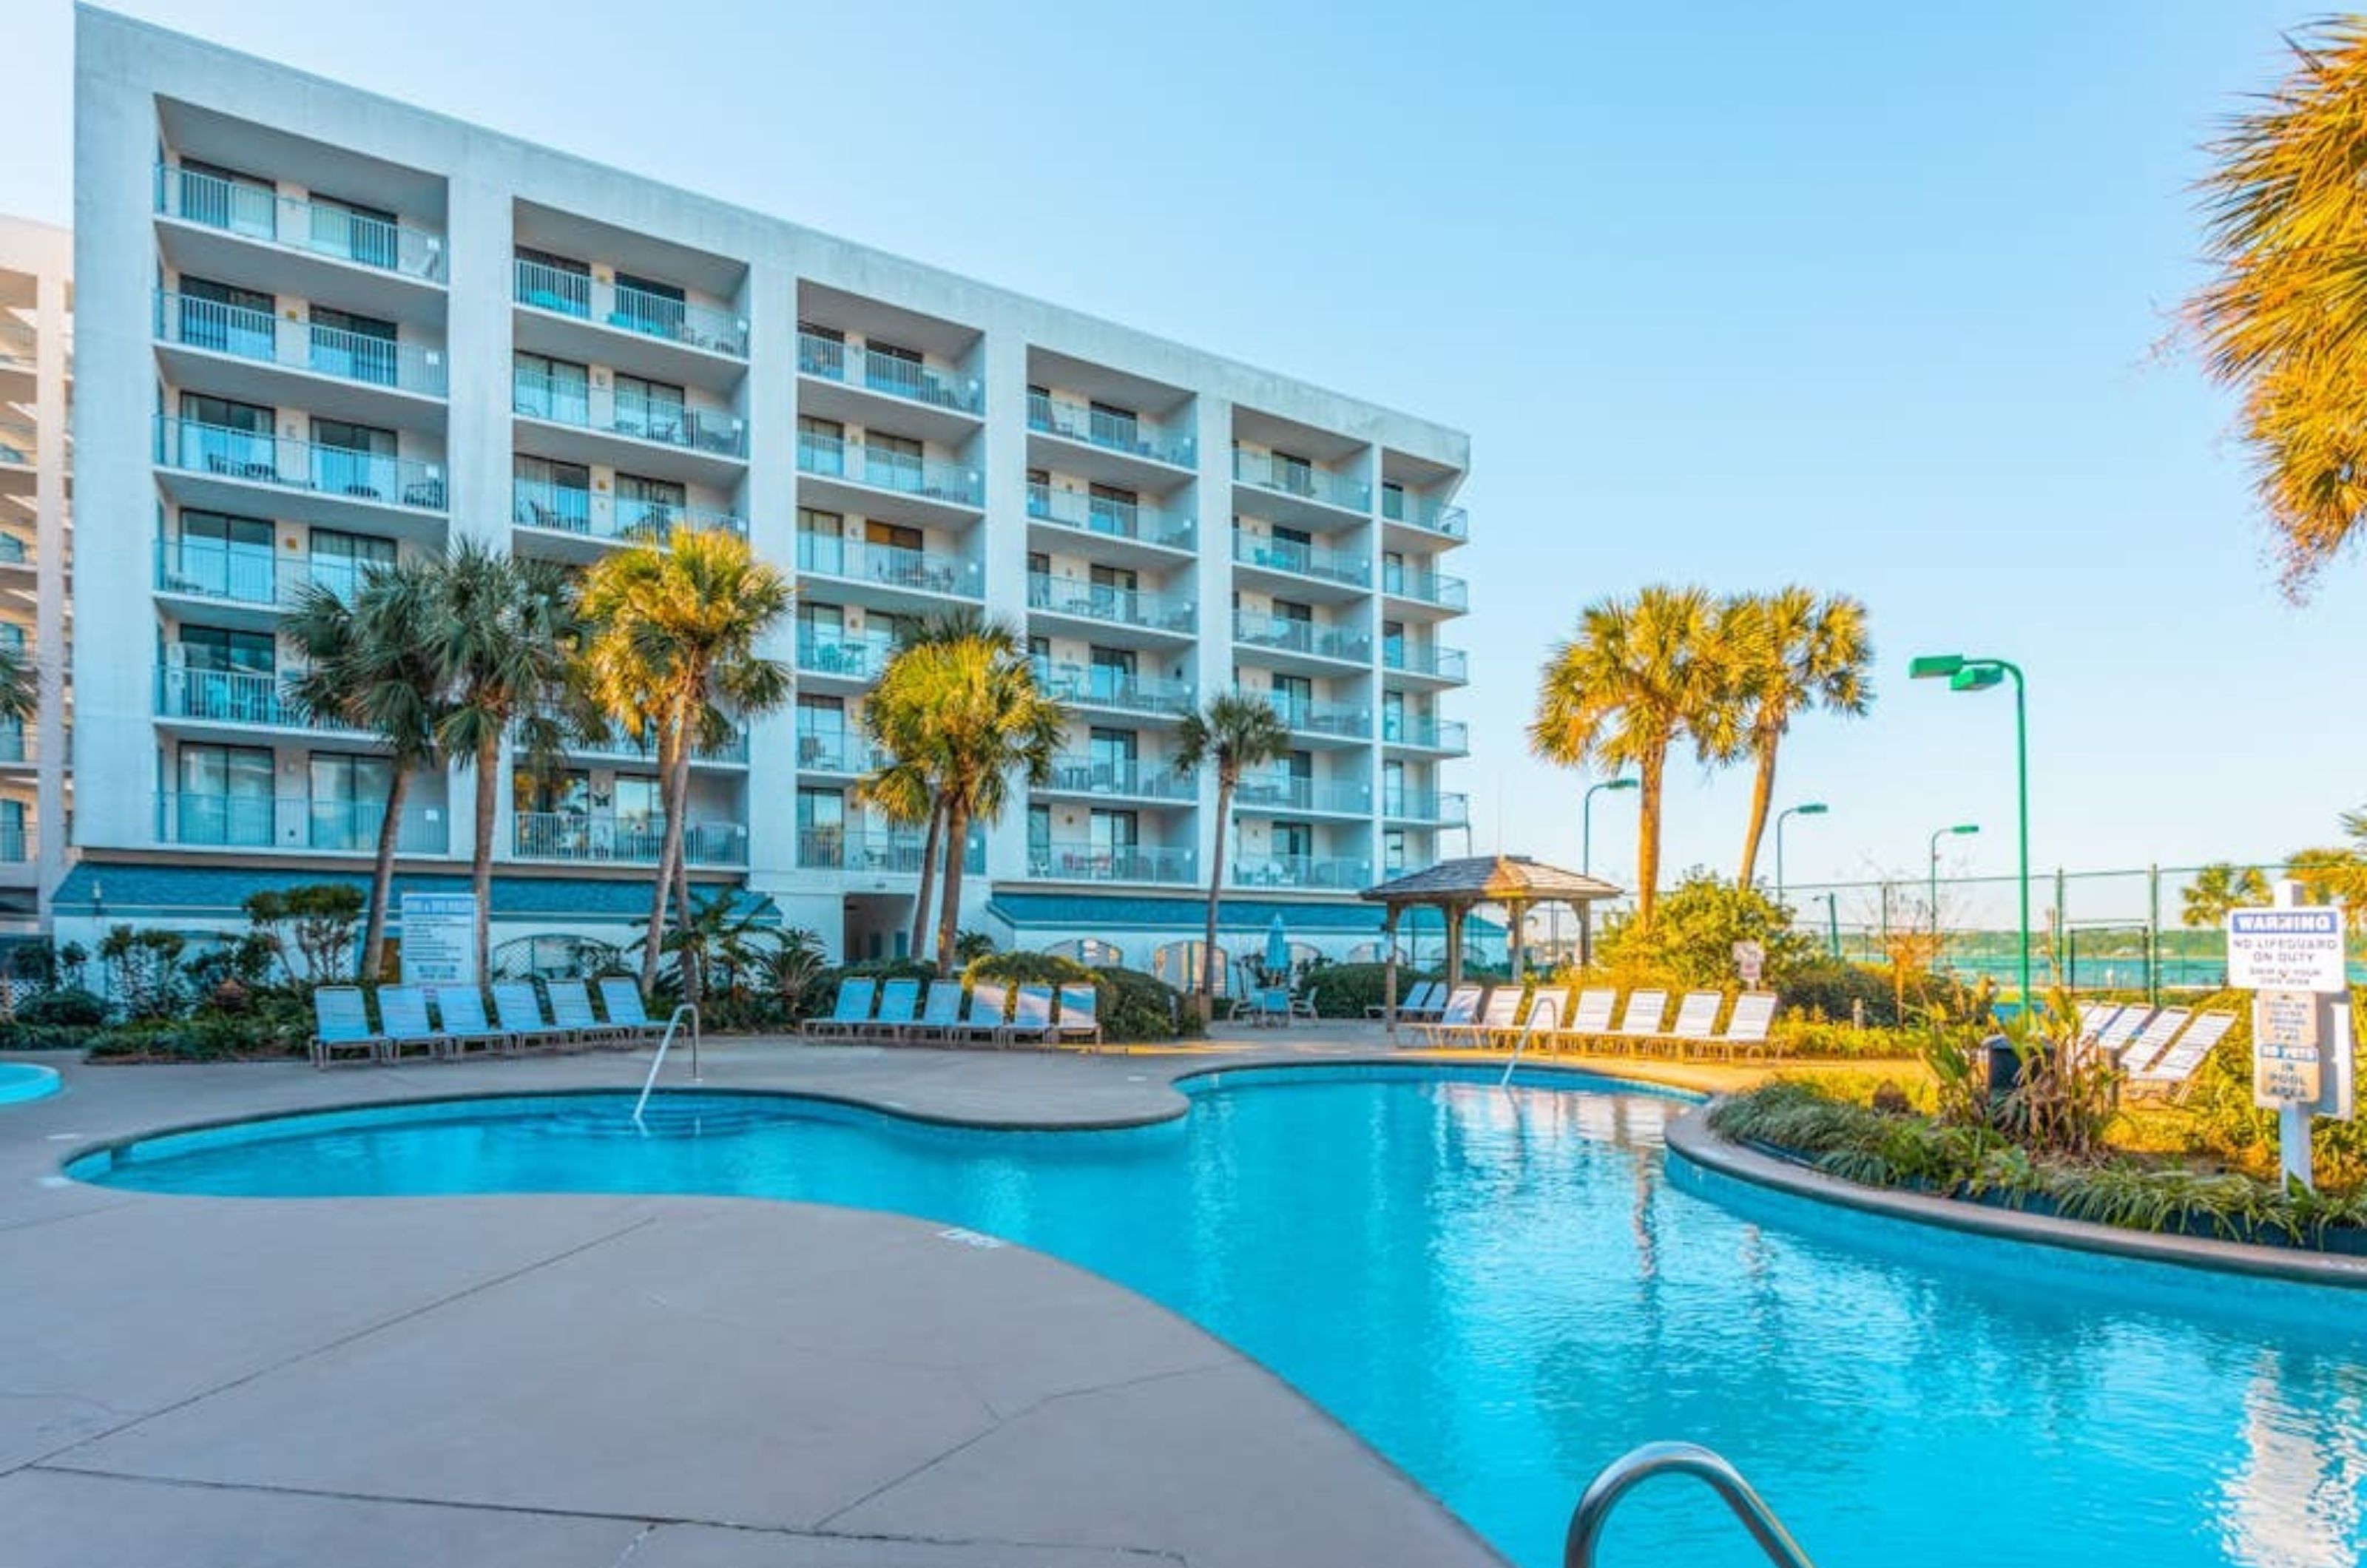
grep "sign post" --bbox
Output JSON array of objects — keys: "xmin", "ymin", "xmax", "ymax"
[
  {"xmin": 399, "ymin": 892, "xmax": 478, "ymax": 987},
  {"xmin": 2226, "ymin": 885, "xmax": 2355, "ymax": 1190}
]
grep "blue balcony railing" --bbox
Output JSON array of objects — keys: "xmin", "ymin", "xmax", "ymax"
[
  {"xmin": 155, "ymin": 163, "xmax": 446, "ymax": 283},
  {"xmin": 1027, "ymin": 391, "xmax": 1195, "ymax": 467},
  {"xmin": 1232, "ymin": 449, "xmax": 1370, "ymax": 512},
  {"xmin": 513, "ymin": 257, "xmax": 749, "ymax": 357},
  {"xmin": 155, "ymin": 291, "xmax": 448, "ymax": 396},
  {"xmin": 155, "ymin": 416, "xmax": 448, "ymax": 511},
  {"xmin": 797, "ymin": 331, "xmax": 981, "ymax": 414},
  {"xmin": 796, "ymin": 429, "xmax": 982, "ymax": 507}
]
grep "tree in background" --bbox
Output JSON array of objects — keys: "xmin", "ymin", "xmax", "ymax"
[
  {"xmin": 1719, "ymin": 588, "xmax": 1873, "ymax": 888},
  {"xmin": 858, "ymin": 612, "xmax": 999, "ymax": 962},
  {"xmin": 1173, "ymin": 692, "xmax": 1291, "ymax": 1014},
  {"xmin": 2181, "ymin": 862, "xmax": 2272, "ymax": 929}
]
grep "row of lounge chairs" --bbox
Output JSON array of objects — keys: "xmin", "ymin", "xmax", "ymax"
[
  {"xmin": 1389, "ymin": 981, "xmax": 1780, "ymax": 1061},
  {"xmin": 2073, "ymin": 1001, "xmax": 2240, "ymax": 1087},
  {"xmin": 311, "ymin": 978, "xmax": 671, "ymax": 1068},
  {"xmin": 801, "ymin": 977, "xmax": 1101, "ymax": 1050}
]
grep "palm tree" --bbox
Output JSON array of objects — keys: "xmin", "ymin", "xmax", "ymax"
[
  {"xmin": 283, "ymin": 561, "xmax": 447, "ymax": 980},
  {"xmin": 2181, "ymin": 862, "xmax": 2271, "ymax": 929},
  {"xmin": 858, "ymin": 612, "xmax": 993, "ymax": 962},
  {"xmin": 1723, "ymin": 588, "xmax": 1873, "ymax": 889},
  {"xmin": 431, "ymin": 541, "xmax": 584, "ymax": 981},
  {"xmin": 1530, "ymin": 585, "xmax": 1723, "ymax": 927},
  {"xmin": 1173, "ymin": 692, "xmax": 1291, "ymax": 1014},
  {"xmin": 580, "ymin": 528, "xmax": 792, "ymax": 996},
  {"xmin": 2191, "ymin": 21, "xmax": 2367, "ymax": 593},
  {"xmin": 0, "ymin": 641, "xmax": 35, "ymax": 731},
  {"xmin": 865, "ymin": 618, "xmax": 1062, "ymax": 973}
]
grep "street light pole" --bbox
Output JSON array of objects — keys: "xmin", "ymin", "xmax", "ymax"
[
  {"xmin": 1580, "ymin": 778, "xmax": 1638, "ymax": 969},
  {"xmin": 1773, "ymin": 802, "xmax": 1829, "ymax": 906},
  {"xmin": 1911, "ymin": 655, "xmax": 2031, "ymax": 1010},
  {"xmin": 1928, "ymin": 823, "xmax": 1980, "ymax": 945}
]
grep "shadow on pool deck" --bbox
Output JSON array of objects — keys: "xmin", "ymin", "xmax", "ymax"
[{"xmin": 0, "ymin": 1040, "xmax": 1513, "ymax": 1568}]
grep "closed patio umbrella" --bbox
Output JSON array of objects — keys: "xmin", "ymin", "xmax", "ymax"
[{"xmin": 1264, "ymin": 912, "xmax": 1291, "ymax": 976}]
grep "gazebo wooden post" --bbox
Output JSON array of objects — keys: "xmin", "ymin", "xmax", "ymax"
[
  {"xmin": 1382, "ymin": 905, "xmax": 1402, "ymax": 1038},
  {"xmin": 1445, "ymin": 902, "xmax": 1465, "ymax": 990},
  {"xmin": 1507, "ymin": 898, "xmax": 1527, "ymax": 981},
  {"xmin": 1579, "ymin": 899, "xmax": 1595, "ymax": 970}
]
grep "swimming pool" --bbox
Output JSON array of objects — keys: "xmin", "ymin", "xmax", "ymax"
[
  {"xmin": 0, "ymin": 1061, "xmax": 59, "ymax": 1104},
  {"xmin": 74, "ymin": 1066, "xmax": 2367, "ymax": 1568}
]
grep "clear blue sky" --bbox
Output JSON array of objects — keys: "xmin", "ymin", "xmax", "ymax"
[{"xmin": 10, "ymin": 0, "xmax": 2354, "ymax": 896}]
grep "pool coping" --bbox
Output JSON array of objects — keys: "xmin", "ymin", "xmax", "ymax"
[{"xmin": 1664, "ymin": 1099, "xmax": 2367, "ymax": 1291}]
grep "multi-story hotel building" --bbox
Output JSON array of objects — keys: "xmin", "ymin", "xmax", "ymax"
[
  {"xmin": 64, "ymin": 7, "xmax": 1470, "ymax": 973},
  {"xmin": 0, "ymin": 215, "xmax": 73, "ymax": 936}
]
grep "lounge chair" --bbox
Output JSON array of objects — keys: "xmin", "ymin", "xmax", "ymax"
[
  {"xmin": 429, "ymin": 986, "xmax": 511, "ymax": 1058},
  {"xmin": 953, "ymin": 982, "xmax": 1011, "ymax": 1047},
  {"xmin": 596, "ymin": 979, "xmax": 670, "ymax": 1048},
  {"xmin": 801, "ymin": 977, "xmax": 877, "ymax": 1039},
  {"xmin": 855, "ymin": 978, "xmax": 922, "ymax": 1041},
  {"xmin": 1400, "ymin": 981, "xmax": 1449, "ymax": 1021},
  {"xmin": 1004, "ymin": 984, "xmax": 1058, "ymax": 1048},
  {"xmin": 2130, "ymin": 1010, "xmax": 2238, "ymax": 1090},
  {"xmin": 1433, "ymin": 987, "xmax": 1519, "ymax": 1049},
  {"xmin": 492, "ymin": 981, "xmax": 572, "ymax": 1052},
  {"xmin": 310, "ymin": 985, "xmax": 385, "ymax": 1068},
  {"xmin": 2074, "ymin": 1001, "xmax": 2122, "ymax": 1044},
  {"xmin": 1368, "ymin": 979, "xmax": 1439, "ymax": 1021},
  {"xmin": 2093, "ymin": 1007, "xmax": 2150, "ymax": 1061},
  {"xmin": 549, "ymin": 979, "xmax": 629, "ymax": 1048},
  {"xmin": 376, "ymin": 985, "xmax": 447, "ymax": 1063},
  {"xmin": 905, "ymin": 980, "xmax": 965, "ymax": 1043},
  {"xmin": 1650, "ymin": 991, "xmax": 1724, "ymax": 1058},
  {"xmin": 1412, "ymin": 984, "xmax": 1484, "ymax": 1046},
  {"xmin": 1550, "ymin": 987, "xmax": 1619, "ymax": 1051},
  {"xmin": 1712, "ymin": 993, "xmax": 1780, "ymax": 1059},
  {"xmin": 2115, "ymin": 1007, "xmax": 2190, "ymax": 1075},
  {"xmin": 1053, "ymin": 982, "xmax": 1103, "ymax": 1049},
  {"xmin": 1613, "ymin": 990, "xmax": 1669, "ymax": 1052}
]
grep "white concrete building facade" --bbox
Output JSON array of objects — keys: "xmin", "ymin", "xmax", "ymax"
[{"xmin": 67, "ymin": 7, "xmax": 1470, "ymax": 974}]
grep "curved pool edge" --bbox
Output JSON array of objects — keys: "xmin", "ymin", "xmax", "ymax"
[
  {"xmin": 1664, "ymin": 1101, "xmax": 2367, "ymax": 1291},
  {"xmin": 0, "ymin": 1061, "xmax": 61, "ymax": 1104}
]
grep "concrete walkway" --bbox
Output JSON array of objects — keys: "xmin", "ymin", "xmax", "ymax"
[{"xmin": 0, "ymin": 1035, "xmax": 1508, "ymax": 1568}]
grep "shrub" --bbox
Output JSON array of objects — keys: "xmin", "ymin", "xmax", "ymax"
[
  {"xmin": 1596, "ymin": 871, "xmax": 1817, "ymax": 989},
  {"xmin": 18, "ymin": 986, "xmax": 107, "ymax": 1028},
  {"xmin": 0, "ymin": 1019, "xmax": 104, "ymax": 1051},
  {"xmin": 1767, "ymin": 1019, "xmax": 1923, "ymax": 1058},
  {"xmin": 1780, "ymin": 958, "xmax": 1902, "ymax": 1027},
  {"xmin": 965, "ymin": 951, "xmax": 1093, "ymax": 988},
  {"xmin": 962, "ymin": 953, "xmax": 1195, "ymax": 1042},
  {"xmin": 1300, "ymin": 962, "xmax": 1437, "ymax": 1019}
]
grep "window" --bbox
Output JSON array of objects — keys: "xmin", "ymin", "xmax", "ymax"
[
  {"xmin": 612, "ymin": 375, "xmax": 686, "ymax": 442},
  {"xmin": 1088, "ymin": 482, "xmax": 1137, "ymax": 535},
  {"xmin": 797, "ymin": 320, "xmax": 846, "ymax": 377},
  {"xmin": 613, "ymin": 272, "xmax": 686, "ymax": 339},
  {"xmin": 1090, "ymin": 563, "xmax": 1138, "ymax": 616},
  {"xmin": 1089, "ymin": 400, "xmax": 1141, "ymax": 452},
  {"xmin": 1028, "ymin": 551, "xmax": 1051, "ymax": 581},
  {"xmin": 1382, "ymin": 620, "xmax": 1406, "ymax": 666},
  {"xmin": 1384, "ymin": 830, "xmax": 1407, "ymax": 873},
  {"xmin": 1380, "ymin": 480, "xmax": 1406, "ymax": 521},
  {"xmin": 797, "ymin": 695, "xmax": 848, "ymax": 769},
  {"xmin": 1382, "ymin": 760, "xmax": 1405, "ymax": 815},
  {"xmin": 175, "ymin": 743, "xmax": 275, "ymax": 846},
  {"xmin": 309, "ymin": 418, "xmax": 397, "ymax": 499},
  {"xmin": 178, "ymin": 276, "xmax": 274, "ymax": 358},
  {"xmin": 515, "ymin": 453, "xmax": 591, "ymax": 533},
  {"xmin": 516, "ymin": 248, "xmax": 590, "ymax": 317},
  {"xmin": 1088, "ymin": 645, "xmax": 1136, "ymax": 700},
  {"xmin": 1089, "ymin": 809, "xmax": 1138, "ymax": 873},
  {"xmin": 309, "ymin": 752, "xmax": 391, "ymax": 851},
  {"xmin": 309, "ymin": 529, "xmax": 394, "ymax": 603},
  {"xmin": 1273, "ymin": 822, "xmax": 1314, "ymax": 862},
  {"xmin": 1381, "ymin": 689, "xmax": 1405, "ymax": 741},
  {"xmin": 308, "ymin": 192, "xmax": 398, "ymax": 269},
  {"xmin": 179, "ymin": 391, "xmax": 273, "ymax": 435},
  {"xmin": 173, "ymin": 510, "xmax": 273, "ymax": 601},
  {"xmin": 175, "ymin": 159, "xmax": 273, "ymax": 237},
  {"xmin": 1027, "ymin": 804, "xmax": 1053, "ymax": 873},
  {"xmin": 1382, "ymin": 552, "xmax": 1407, "ymax": 595},
  {"xmin": 613, "ymin": 776, "xmax": 663, "ymax": 851},
  {"xmin": 1272, "ymin": 450, "xmax": 1314, "ymax": 496},
  {"xmin": 513, "ymin": 768, "xmax": 590, "ymax": 817},
  {"xmin": 862, "ymin": 430, "xmax": 923, "ymax": 491},
  {"xmin": 865, "ymin": 520, "xmax": 922, "ymax": 553},
  {"xmin": 308, "ymin": 304, "xmax": 398, "ymax": 385},
  {"xmin": 1272, "ymin": 674, "xmax": 1311, "ymax": 726},
  {"xmin": 1274, "ymin": 598, "xmax": 1314, "ymax": 625},
  {"xmin": 864, "ymin": 338, "xmax": 923, "ymax": 399},
  {"xmin": 798, "ymin": 415, "xmax": 845, "ymax": 475},
  {"xmin": 1087, "ymin": 727, "xmax": 1137, "ymax": 789},
  {"xmin": 615, "ymin": 473, "xmax": 687, "ymax": 536},
  {"xmin": 797, "ymin": 788, "xmax": 846, "ymax": 866},
  {"xmin": 178, "ymin": 625, "xmax": 274, "ymax": 674},
  {"xmin": 797, "ymin": 507, "xmax": 845, "ymax": 575}
]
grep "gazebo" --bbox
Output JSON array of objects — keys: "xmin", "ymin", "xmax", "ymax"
[{"xmin": 1359, "ymin": 855, "xmax": 1624, "ymax": 1033}]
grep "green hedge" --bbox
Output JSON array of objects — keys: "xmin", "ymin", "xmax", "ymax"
[
  {"xmin": 962, "ymin": 953, "xmax": 1199, "ymax": 1042},
  {"xmin": 1300, "ymin": 963, "xmax": 1439, "ymax": 1019}
]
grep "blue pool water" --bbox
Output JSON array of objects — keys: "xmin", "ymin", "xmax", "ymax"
[
  {"xmin": 75, "ymin": 1067, "xmax": 2367, "ymax": 1568},
  {"xmin": 0, "ymin": 1061, "xmax": 59, "ymax": 1104}
]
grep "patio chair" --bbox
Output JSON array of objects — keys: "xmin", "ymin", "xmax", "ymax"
[
  {"xmin": 1053, "ymin": 982, "xmax": 1104, "ymax": 1050},
  {"xmin": 1649, "ymin": 991, "xmax": 1724, "ymax": 1059},
  {"xmin": 905, "ymin": 980, "xmax": 966, "ymax": 1043},
  {"xmin": 549, "ymin": 979, "xmax": 629, "ymax": 1049},
  {"xmin": 855, "ymin": 978, "xmax": 922, "ymax": 1041},
  {"xmin": 2114, "ymin": 1007, "xmax": 2191, "ymax": 1075},
  {"xmin": 1550, "ymin": 987, "xmax": 1619, "ymax": 1051},
  {"xmin": 310, "ymin": 985, "xmax": 385, "ymax": 1068},
  {"xmin": 2129, "ymin": 1011, "xmax": 2238, "ymax": 1092},
  {"xmin": 1246, "ymin": 985, "xmax": 1294, "ymax": 1028},
  {"xmin": 429, "ymin": 986, "xmax": 511, "ymax": 1058},
  {"xmin": 490, "ymin": 982, "xmax": 572, "ymax": 1052},
  {"xmin": 1712, "ymin": 993, "xmax": 1781, "ymax": 1060},
  {"xmin": 1411, "ymin": 984, "xmax": 1483, "ymax": 1047},
  {"xmin": 953, "ymin": 982, "xmax": 1011, "ymax": 1047},
  {"xmin": 1613, "ymin": 990, "xmax": 1669, "ymax": 1052},
  {"xmin": 596, "ymin": 979, "xmax": 670, "ymax": 1048},
  {"xmin": 801, "ymin": 977, "xmax": 877, "ymax": 1039},
  {"xmin": 375, "ymin": 985, "xmax": 446, "ymax": 1064},
  {"xmin": 1004, "ymin": 984, "xmax": 1059, "ymax": 1048}
]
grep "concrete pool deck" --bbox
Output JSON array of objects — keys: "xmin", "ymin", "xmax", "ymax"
[{"xmin": 0, "ymin": 1030, "xmax": 1549, "ymax": 1568}]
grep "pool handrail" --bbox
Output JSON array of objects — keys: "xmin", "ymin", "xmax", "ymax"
[
  {"xmin": 1564, "ymin": 1440, "xmax": 1819, "ymax": 1568},
  {"xmin": 629, "ymin": 1003, "xmax": 702, "ymax": 1126}
]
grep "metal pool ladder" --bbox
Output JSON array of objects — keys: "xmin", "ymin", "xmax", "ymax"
[
  {"xmin": 1500, "ymin": 991, "xmax": 1562, "ymax": 1087},
  {"xmin": 1565, "ymin": 1442, "xmax": 1820, "ymax": 1568},
  {"xmin": 630, "ymin": 1004, "xmax": 701, "ymax": 1126}
]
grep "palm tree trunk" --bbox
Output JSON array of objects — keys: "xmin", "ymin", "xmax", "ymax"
[
  {"xmin": 671, "ymin": 745, "xmax": 699, "ymax": 1006},
  {"xmin": 1735, "ymin": 732, "xmax": 1780, "ymax": 891},
  {"xmin": 907, "ymin": 798, "xmax": 943, "ymax": 961},
  {"xmin": 360, "ymin": 768, "xmax": 411, "ymax": 981},
  {"xmin": 934, "ymin": 798, "xmax": 970, "ymax": 976},
  {"xmin": 1635, "ymin": 747, "xmax": 1667, "ymax": 927},
  {"xmin": 1202, "ymin": 775, "xmax": 1232, "ymax": 1019},
  {"xmin": 471, "ymin": 732, "xmax": 499, "ymax": 980},
  {"xmin": 640, "ymin": 727, "xmax": 680, "ymax": 994}
]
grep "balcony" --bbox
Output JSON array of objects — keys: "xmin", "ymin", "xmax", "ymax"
[
  {"xmin": 155, "ymin": 414, "xmax": 448, "ymax": 518},
  {"xmin": 1383, "ymin": 790, "xmax": 1470, "ymax": 827},
  {"xmin": 155, "ymin": 666, "xmax": 360, "ymax": 734},
  {"xmin": 155, "ymin": 163, "xmax": 447, "ymax": 285},
  {"xmin": 0, "ymin": 724, "xmax": 32, "ymax": 765},
  {"xmin": 1039, "ymin": 756, "xmax": 1195, "ymax": 803},
  {"xmin": 513, "ymin": 257, "xmax": 747, "ymax": 359},
  {"xmin": 1026, "ymin": 572, "xmax": 1195, "ymax": 638},
  {"xmin": 796, "ymin": 428, "xmax": 982, "ymax": 511},
  {"xmin": 1232, "ymin": 449, "xmax": 1369, "ymax": 513},
  {"xmin": 1026, "ymin": 481, "xmax": 1195, "ymax": 552},
  {"xmin": 796, "ymin": 731, "xmax": 890, "ymax": 776},
  {"xmin": 1381, "ymin": 564, "xmax": 1468, "ymax": 612},
  {"xmin": 797, "ymin": 331, "xmax": 980, "ymax": 416},
  {"xmin": 0, "ymin": 420, "xmax": 32, "ymax": 466},
  {"xmin": 1231, "ymin": 533, "xmax": 1370, "ymax": 590},
  {"xmin": 155, "ymin": 536, "xmax": 374, "ymax": 614},
  {"xmin": 512, "ymin": 368, "xmax": 747, "ymax": 460},
  {"xmin": 1382, "ymin": 714, "xmax": 1470, "ymax": 754},
  {"xmin": 564, "ymin": 720, "xmax": 749, "ymax": 766},
  {"xmin": 1030, "ymin": 658, "xmax": 1195, "ymax": 719},
  {"xmin": 0, "ymin": 321, "xmax": 33, "ymax": 371},
  {"xmin": 155, "ymin": 290, "xmax": 448, "ymax": 401},
  {"xmin": 153, "ymin": 792, "xmax": 448, "ymax": 854},
  {"xmin": 1383, "ymin": 642, "xmax": 1470, "ymax": 684},
  {"xmin": 795, "ymin": 625, "xmax": 899, "ymax": 683},
  {"xmin": 1231, "ymin": 854, "xmax": 1370, "ymax": 891},
  {"xmin": 794, "ymin": 534, "xmax": 978, "ymax": 601},
  {"xmin": 1027, "ymin": 391, "xmax": 1194, "ymax": 469},
  {"xmin": 1234, "ymin": 610, "xmax": 1371, "ymax": 666},
  {"xmin": 796, "ymin": 828, "xmax": 985, "ymax": 875},
  {"xmin": 1261, "ymin": 692, "xmax": 1371, "ymax": 741},
  {"xmin": 511, "ymin": 478, "xmax": 745, "ymax": 545},
  {"xmin": 1381, "ymin": 488, "xmax": 1469, "ymax": 541},
  {"xmin": 513, "ymin": 812, "xmax": 748, "ymax": 866},
  {"xmin": 1237, "ymin": 774, "xmax": 1371, "ymax": 815},
  {"xmin": 0, "ymin": 534, "xmax": 30, "ymax": 567},
  {"xmin": 1027, "ymin": 842, "xmax": 1197, "ymax": 885},
  {"xmin": 0, "ymin": 822, "xmax": 30, "ymax": 862}
]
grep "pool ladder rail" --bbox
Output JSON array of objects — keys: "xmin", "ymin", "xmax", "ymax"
[
  {"xmin": 1566, "ymin": 1442, "xmax": 1820, "ymax": 1568},
  {"xmin": 629, "ymin": 1003, "xmax": 702, "ymax": 1126}
]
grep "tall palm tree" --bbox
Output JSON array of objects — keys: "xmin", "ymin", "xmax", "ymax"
[
  {"xmin": 1723, "ymin": 587, "xmax": 1873, "ymax": 889},
  {"xmin": 580, "ymin": 528, "xmax": 792, "ymax": 996},
  {"xmin": 2181, "ymin": 862, "xmax": 2270, "ymax": 930},
  {"xmin": 1529, "ymin": 585, "xmax": 1723, "ymax": 927},
  {"xmin": 2191, "ymin": 21, "xmax": 2367, "ymax": 594},
  {"xmin": 431, "ymin": 541, "xmax": 584, "ymax": 980},
  {"xmin": 0, "ymin": 641, "xmax": 35, "ymax": 731},
  {"xmin": 283, "ymin": 561, "xmax": 447, "ymax": 980},
  {"xmin": 858, "ymin": 612, "xmax": 993, "ymax": 960},
  {"xmin": 1173, "ymin": 692, "xmax": 1291, "ymax": 1014},
  {"xmin": 865, "ymin": 618, "xmax": 1062, "ymax": 973}
]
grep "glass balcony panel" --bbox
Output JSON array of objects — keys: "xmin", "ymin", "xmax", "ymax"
[
  {"xmin": 156, "ymin": 415, "xmax": 447, "ymax": 511},
  {"xmin": 156, "ymin": 165, "xmax": 446, "ymax": 283}
]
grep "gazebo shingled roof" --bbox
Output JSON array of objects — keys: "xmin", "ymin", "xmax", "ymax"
[{"xmin": 1359, "ymin": 856, "xmax": 1625, "ymax": 1027}]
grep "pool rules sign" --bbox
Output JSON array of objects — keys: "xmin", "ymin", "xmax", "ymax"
[{"xmin": 2225, "ymin": 892, "xmax": 2355, "ymax": 1187}]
